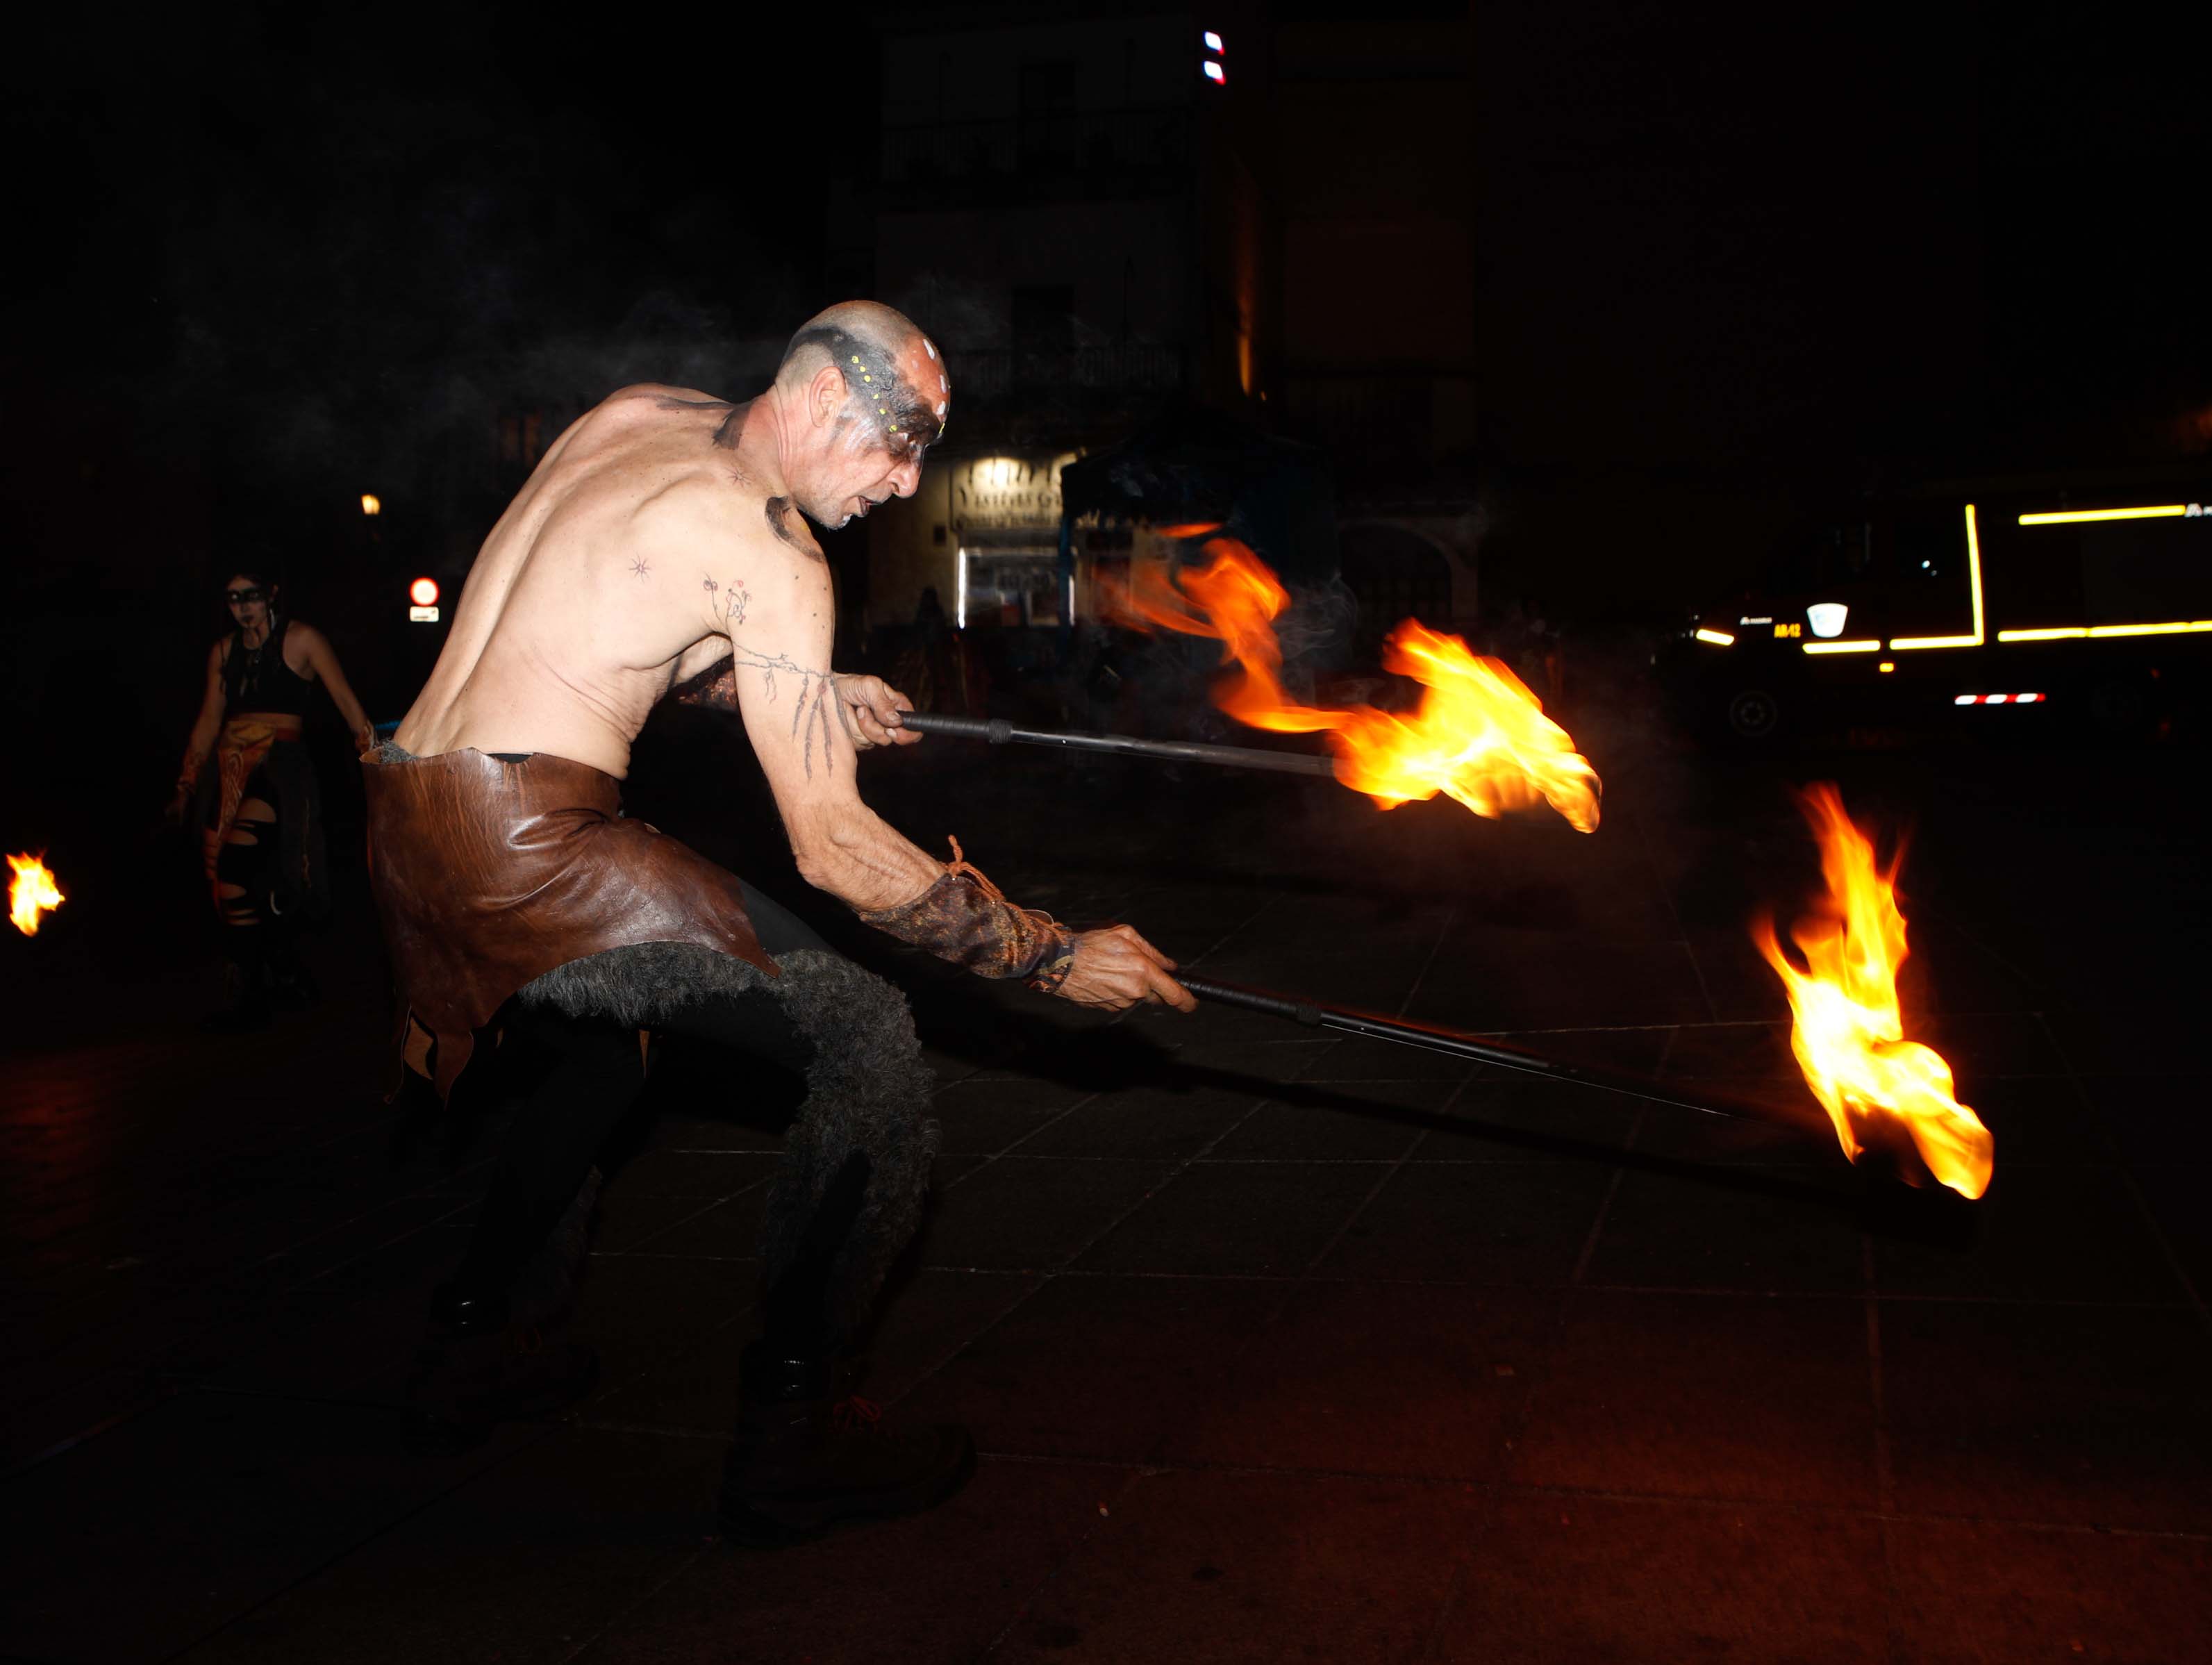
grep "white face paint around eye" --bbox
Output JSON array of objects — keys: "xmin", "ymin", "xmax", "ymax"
[
  {"xmin": 935, "ymin": 400, "xmax": 947, "ymax": 416},
  {"xmin": 922, "ymin": 339, "xmax": 937, "ymax": 359}
]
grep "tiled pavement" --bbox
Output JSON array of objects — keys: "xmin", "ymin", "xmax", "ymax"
[{"xmin": 5, "ymin": 727, "xmax": 2210, "ymax": 1664}]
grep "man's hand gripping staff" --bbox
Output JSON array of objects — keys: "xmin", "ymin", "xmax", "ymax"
[{"xmin": 859, "ymin": 836, "xmax": 1195, "ymax": 1013}]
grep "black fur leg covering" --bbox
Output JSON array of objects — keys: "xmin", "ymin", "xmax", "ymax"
[
  {"xmin": 516, "ymin": 943, "xmax": 938, "ymax": 1341},
  {"xmin": 509, "ymin": 1166, "xmax": 602, "ymax": 1332}
]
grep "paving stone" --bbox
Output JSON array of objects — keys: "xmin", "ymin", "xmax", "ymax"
[
  {"xmin": 930, "ymin": 1075, "xmax": 1095, "ymax": 1154},
  {"xmin": 891, "ymin": 1273, "xmax": 1279, "ymax": 1461},
  {"xmin": 1581, "ymin": 1162, "xmax": 1870, "ymax": 1293},
  {"xmin": 916, "ymin": 1157, "xmax": 1175, "ymax": 1271},
  {"xmin": 1440, "ymin": 1493, "xmax": 1888, "ymax": 1664},
  {"xmin": 1513, "ymin": 1290, "xmax": 1881, "ymax": 1507},
  {"xmin": 1886, "ymin": 1518, "xmax": 2212, "ymax": 1665},
  {"xmin": 1014, "ymin": 1084, "xmax": 1264, "ymax": 1160},
  {"xmin": 1880, "ymin": 1299, "xmax": 2212, "ymax": 1533},
  {"xmin": 1874, "ymin": 1163, "xmax": 2187, "ymax": 1304},
  {"xmin": 1205, "ymin": 1077, "xmax": 1460, "ymax": 1160},
  {"xmin": 1076, "ymin": 1160, "xmax": 1387, "ymax": 1277},
  {"xmin": 1320, "ymin": 1160, "xmax": 1616, "ymax": 1284},
  {"xmin": 997, "ymin": 1467, "xmax": 1480, "ymax": 1664},
  {"xmin": 583, "ymin": 1456, "xmax": 1109, "ymax": 1665},
  {"xmin": 1163, "ymin": 1280, "xmax": 1555, "ymax": 1480},
  {"xmin": 178, "ymin": 1426, "xmax": 712, "ymax": 1665},
  {"xmin": 0, "ymin": 1389, "xmax": 543, "ymax": 1665}
]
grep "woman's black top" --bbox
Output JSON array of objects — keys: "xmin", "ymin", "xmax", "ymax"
[{"xmin": 223, "ymin": 619, "xmax": 315, "ymax": 717}]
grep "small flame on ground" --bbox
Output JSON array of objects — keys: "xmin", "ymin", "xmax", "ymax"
[
  {"xmin": 1108, "ymin": 537, "xmax": 1600, "ymax": 831},
  {"xmin": 8, "ymin": 853, "xmax": 64, "ymax": 937},
  {"xmin": 1752, "ymin": 786, "xmax": 1993, "ymax": 1199}
]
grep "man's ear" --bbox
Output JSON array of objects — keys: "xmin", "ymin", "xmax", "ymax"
[{"xmin": 809, "ymin": 363, "xmax": 847, "ymax": 427}]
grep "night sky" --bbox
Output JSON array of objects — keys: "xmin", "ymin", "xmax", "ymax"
[{"xmin": 8, "ymin": 3, "xmax": 2209, "ymax": 618}]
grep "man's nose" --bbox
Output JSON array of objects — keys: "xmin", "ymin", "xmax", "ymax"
[{"xmin": 890, "ymin": 458, "xmax": 922, "ymax": 498}]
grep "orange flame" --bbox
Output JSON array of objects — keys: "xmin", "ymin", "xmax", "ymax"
[
  {"xmin": 1109, "ymin": 538, "xmax": 1601, "ymax": 830},
  {"xmin": 8, "ymin": 853, "xmax": 64, "ymax": 937},
  {"xmin": 1752, "ymin": 786, "xmax": 1992, "ymax": 1199}
]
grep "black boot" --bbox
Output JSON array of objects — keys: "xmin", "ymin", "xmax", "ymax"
[
  {"xmin": 719, "ymin": 1341, "xmax": 974, "ymax": 1548},
  {"xmin": 400, "ymin": 1286, "xmax": 599, "ymax": 1457},
  {"xmin": 200, "ymin": 939, "xmax": 271, "ymax": 1033}
]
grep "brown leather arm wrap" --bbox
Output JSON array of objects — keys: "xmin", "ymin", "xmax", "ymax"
[{"xmin": 857, "ymin": 838, "xmax": 1076, "ymax": 993}]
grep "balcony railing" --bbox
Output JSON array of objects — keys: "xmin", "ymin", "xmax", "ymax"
[
  {"xmin": 881, "ymin": 107, "xmax": 1192, "ymax": 190},
  {"xmin": 947, "ymin": 343, "xmax": 1186, "ymax": 400}
]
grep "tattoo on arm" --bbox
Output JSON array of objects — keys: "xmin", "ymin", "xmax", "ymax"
[
  {"xmin": 670, "ymin": 643, "xmax": 840, "ymax": 779},
  {"xmin": 701, "ymin": 574, "xmax": 747, "ymax": 624}
]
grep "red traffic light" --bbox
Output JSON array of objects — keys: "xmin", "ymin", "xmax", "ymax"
[{"xmin": 408, "ymin": 577, "xmax": 440, "ymax": 608}]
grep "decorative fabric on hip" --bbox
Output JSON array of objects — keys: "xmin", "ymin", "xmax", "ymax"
[
  {"xmin": 197, "ymin": 720, "xmax": 326, "ymax": 921},
  {"xmin": 361, "ymin": 743, "xmax": 777, "ymax": 1101}
]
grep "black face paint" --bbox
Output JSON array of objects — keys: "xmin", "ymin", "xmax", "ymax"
[
  {"xmin": 781, "ymin": 324, "xmax": 942, "ymax": 450},
  {"xmin": 764, "ymin": 496, "xmax": 822, "ymax": 559}
]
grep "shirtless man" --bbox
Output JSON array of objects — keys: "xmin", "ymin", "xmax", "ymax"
[{"xmin": 365, "ymin": 301, "xmax": 1192, "ymax": 1544}]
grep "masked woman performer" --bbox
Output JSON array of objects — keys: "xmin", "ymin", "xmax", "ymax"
[{"xmin": 167, "ymin": 568, "xmax": 375, "ymax": 1028}]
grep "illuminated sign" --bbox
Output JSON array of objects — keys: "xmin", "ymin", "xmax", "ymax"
[
  {"xmin": 408, "ymin": 577, "xmax": 440, "ymax": 608},
  {"xmin": 1694, "ymin": 628, "xmax": 1734, "ymax": 647},
  {"xmin": 408, "ymin": 606, "xmax": 440, "ymax": 624},
  {"xmin": 1806, "ymin": 602, "xmax": 1849, "ymax": 638},
  {"xmin": 2017, "ymin": 504, "xmax": 2193, "ymax": 525}
]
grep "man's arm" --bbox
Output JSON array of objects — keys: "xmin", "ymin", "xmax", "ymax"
[{"xmin": 685, "ymin": 522, "xmax": 1190, "ymax": 1011}]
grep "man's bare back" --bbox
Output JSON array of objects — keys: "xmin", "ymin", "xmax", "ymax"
[
  {"xmin": 396, "ymin": 384, "xmax": 820, "ymax": 781},
  {"xmin": 390, "ymin": 301, "xmax": 1190, "ymax": 1011}
]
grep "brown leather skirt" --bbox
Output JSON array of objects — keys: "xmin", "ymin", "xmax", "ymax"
[{"xmin": 363, "ymin": 746, "xmax": 775, "ymax": 1100}]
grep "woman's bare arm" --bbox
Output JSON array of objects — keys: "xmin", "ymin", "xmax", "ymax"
[
  {"xmin": 167, "ymin": 641, "xmax": 228, "ymax": 818},
  {"xmin": 295, "ymin": 623, "xmax": 376, "ymax": 751}
]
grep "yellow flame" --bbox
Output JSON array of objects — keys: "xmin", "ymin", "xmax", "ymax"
[
  {"xmin": 1752, "ymin": 786, "xmax": 1992, "ymax": 1198},
  {"xmin": 8, "ymin": 853, "xmax": 64, "ymax": 936},
  {"xmin": 1109, "ymin": 539, "xmax": 1600, "ymax": 831}
]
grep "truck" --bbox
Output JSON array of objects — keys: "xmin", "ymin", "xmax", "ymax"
[{"xmin": 1659, "ymin": 471, "xmax": 2212, "ymax": 743}]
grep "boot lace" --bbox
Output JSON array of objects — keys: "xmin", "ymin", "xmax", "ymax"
[{"xmin": 831, "ymin": 1394, "xmax": 883, "ymax": 1432}]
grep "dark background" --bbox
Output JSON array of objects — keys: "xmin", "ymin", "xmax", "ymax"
[{"xmin": 5, "ymin": 1, "xmax": 2209, "ymax": 852}]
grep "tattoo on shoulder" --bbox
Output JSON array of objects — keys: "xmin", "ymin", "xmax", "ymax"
[
  {"xmin": 764, "ymin": 497, "xmax": 822, "ymax": 560},
  {"xmin": 629, "ymin": 555, "xmax": 651, "ymax": 581},
  {"xmin": 654, "ymin": 395, "xmax": 732, "ymax": 411}
]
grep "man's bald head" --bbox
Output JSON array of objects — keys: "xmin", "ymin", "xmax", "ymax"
[{"xmin": 776, "ymin": 300, "xmax": 950, "ymax": 462}]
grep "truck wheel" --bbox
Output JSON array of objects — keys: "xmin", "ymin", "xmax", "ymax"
[{"xmin": 1724, "ymin": 687, "xmax": 1781, "ymax": 741}]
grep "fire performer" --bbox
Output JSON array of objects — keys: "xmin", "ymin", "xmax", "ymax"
[
  {"xmin": 367, "ymin": 301, "xmax": 1191, "ymax": 1543},
  {"xmin": 166, "ymin": 565, "xmax": 376, "ymax": 1028}
]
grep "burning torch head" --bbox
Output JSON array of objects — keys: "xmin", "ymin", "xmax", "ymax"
[{"xmin": 776, "ymin": 301, "xmax": 949, "ymax": 529}]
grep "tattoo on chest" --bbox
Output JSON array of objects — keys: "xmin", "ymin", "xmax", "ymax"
[
  {"xmin": 629, "ymin": 555, "xmax": 651, "ymax": 581},
  {"xmin": 763, "ymin": 497, "xmax": 822, "ymax": 561}
]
